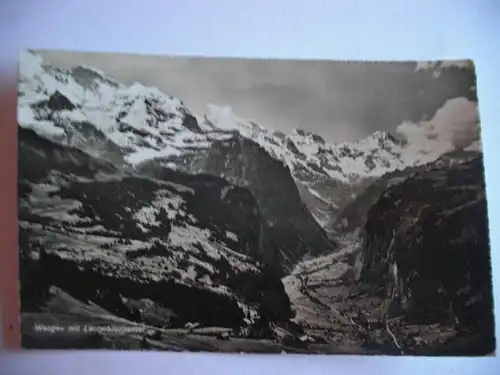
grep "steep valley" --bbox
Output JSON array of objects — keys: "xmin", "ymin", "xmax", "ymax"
[{"xmin": 17, "ymin": 50, "xmax": 494, "ymax": 355}]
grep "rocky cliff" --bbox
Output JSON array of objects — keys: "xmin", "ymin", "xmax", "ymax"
[{"xmin": 361, "ymin": 154, "xmax": 494, "ymax": 353}]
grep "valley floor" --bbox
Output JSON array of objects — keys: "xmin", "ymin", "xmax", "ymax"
[
  {"xmin": 21, "ymin": 235, "xmax": 492, "ymax": 355},
  {"xmin": 283, "ymin": 236, "xmax": 493, "ymax": 356}
]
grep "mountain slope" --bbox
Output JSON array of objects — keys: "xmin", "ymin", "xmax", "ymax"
[
  {"xmin": 360, "ymin": 154, "xmax": 494, "ymax": 354},
  {"xmin": 140, "ymin": 135, "xmax": 338, "ymax": 270},
  {"xmin": 19, "ymin": 127, "xmax": 294, "ymax": 332}
]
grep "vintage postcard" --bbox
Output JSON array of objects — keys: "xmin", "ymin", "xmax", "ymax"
[{"xmin": 17, "ymin": 50, "xmax": 494, "ymax": 355}]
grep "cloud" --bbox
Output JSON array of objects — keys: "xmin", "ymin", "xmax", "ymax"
[{"xmin": 396, "ymin": 97, "xmax": 481, "ymax": 159}]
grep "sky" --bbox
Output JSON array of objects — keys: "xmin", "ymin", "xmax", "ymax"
[
  {"xmin": 2, "ymin": 1, "xmax": 500, "ymax": 374},
  {"xmin": 36, "ymin": 49, "xmax": 477, "ymax": 145}
]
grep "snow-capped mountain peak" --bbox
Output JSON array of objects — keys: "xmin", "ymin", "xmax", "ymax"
[
  {"xmin": 18, "ymin": 50, "xmax": 235, "ymax": 166},
  {"xmin": 202, "ymin": 104, "xmax": 409, "ymax": 185},
  {"xmin": 202, "ymin": 100, "xmax": 423, "ymax": 185}
]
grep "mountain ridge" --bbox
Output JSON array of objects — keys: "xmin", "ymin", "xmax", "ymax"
[
  {"xmin": 19, "ymin": 50, "xmax": 481, "ymax": 235},
  {"xmin": 19, "ymin": 50, "xmax": 424, "ymax": 181}
]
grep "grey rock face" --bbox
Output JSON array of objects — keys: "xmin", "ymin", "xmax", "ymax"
[{"xmin": 362, "ymin": 155, "xmax": 494, "ymax": 343}]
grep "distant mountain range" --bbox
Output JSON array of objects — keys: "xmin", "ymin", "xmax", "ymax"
[{"xmin": 18, "ymin": 50, "xmax": 480, "ymax": 231}]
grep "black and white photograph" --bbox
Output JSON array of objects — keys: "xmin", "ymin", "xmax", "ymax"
[{"xmin": 17, "ymin": 49, "xmax": 494, "ymax": 355}]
